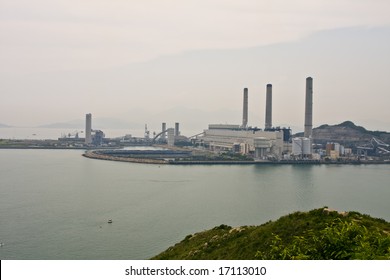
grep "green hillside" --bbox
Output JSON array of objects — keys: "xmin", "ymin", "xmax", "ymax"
[{"xmin": 152, "ymin": 208, "xmax": 390, "ymax": 260}]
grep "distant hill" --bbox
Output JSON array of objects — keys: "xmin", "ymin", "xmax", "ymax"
[
  {"xmin": 39, "ymin": 121, "xmax": 83, "ymax": 129},
  {"xmin": 38, "ymin": 118, "xmax": 139, "ymax": 129},
  {"xmin": 153, "ymin": 208, "xmax": 390, "ymax": 260},
  {"xmin": 295, "ymin": 121, "xmax": 390, "ymax": 146},
  {"xmin": 0, "ymin": 123, "xmax": 11, "ymax": 128}
]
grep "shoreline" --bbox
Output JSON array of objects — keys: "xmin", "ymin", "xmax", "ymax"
[
  {"xmin": 2, "ymin": 143, "xmax": 388, "ymax": 165},
  {"xmin": 83, "ymin": 150, "xmax": 390, "ymax": 165}
]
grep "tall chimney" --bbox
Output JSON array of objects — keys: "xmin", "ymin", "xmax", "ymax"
[
  {"xmin": 162, "ymin": 122, "xmax": 166, "ymax": 140},
  {"xmin": 242, "ymin": 88, "xmax": 248, "ymax": 128},
  {"xmin": 175, "ymin": 122, "xmax": 180, "ymax": 137},
  {"xmin": 85, "ymin": 113, "xmax": 92, "ymax": 144},
  {"xmin": 304, "ymin": 77, "xmax": 313, "ymax": 138},
  {"xmin": 265, "ymin": 84, "xmax": 272, "ymax": 130},
  {"xmin": 167, "ymin": 128, "xmax": 175, "ymax": 146}
]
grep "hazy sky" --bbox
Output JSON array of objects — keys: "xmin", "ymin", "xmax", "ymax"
[{"xmin": 1, "ymin": 0, "xmax": 390, "ymax": 133}]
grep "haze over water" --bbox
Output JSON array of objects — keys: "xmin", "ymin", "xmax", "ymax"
[{"xmin": 0, "ymin": 149, "xmax": 389, "ymax": 259}]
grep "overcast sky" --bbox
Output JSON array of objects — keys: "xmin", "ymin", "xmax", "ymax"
[{"xmin": 1, "ymin": 0, "xmax": 390, "ymax": 134}]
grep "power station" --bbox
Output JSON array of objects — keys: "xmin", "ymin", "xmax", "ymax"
[
  {"xmin": 79, "ymin": 77, "xmax": 315, "ymax": 160},
  {"xmin": 56, "ymin": 75, "xmax": 389, "ymax": 163},
  {"xmin": 194, "ymin": 77, "xmax": 314, "ymax": 160}
]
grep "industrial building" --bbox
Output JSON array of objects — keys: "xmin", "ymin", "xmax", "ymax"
[
  {"xmin": 198, "ymin": 124, "xmax": 286, "ymax": 159},
  {"xmin": 83, "ymin": 113, "xmax": 106, "ymax": 146},
  {"xmin": 58, "ymin": 114, "xmax": 105, "ymax": 147},
  {"xmin": 152, "ymin": 122, "xmax": 191, "ymax": 146}
]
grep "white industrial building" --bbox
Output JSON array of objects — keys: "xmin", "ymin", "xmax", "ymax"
[{"xmin": 196, "ymin": 124, "xmax": 287, "ymax": 159}]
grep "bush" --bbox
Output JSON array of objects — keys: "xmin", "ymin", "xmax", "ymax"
[{"xmin": 256, "ymin": 219, "xmax": 390, "ymax": 260}]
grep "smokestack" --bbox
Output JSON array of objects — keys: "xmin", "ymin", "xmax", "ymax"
[
  {"xmin": 85, "ymin": 113, "xmax": 92, "ymax": 144},
  {"xmin": 265, "ymin": 84, "xmax": 272, "ymax": 130},
  {"xmin": 162, "ymin": 122, "xmax": 166, "ymax": 140},
  {"xmin": 167, "ymin": 128, "xmax": 175, "ymax": 146},
  {"xmin": 242, "ymin": 88, "xmax": 248, "ymax": 128},
  {"xmin": 304, "ymin": 77, "xmax": 313, "ymax": 138},
  {"xmin": 175, "ymin": 122, "xmax": 180, "ymax": 137}
]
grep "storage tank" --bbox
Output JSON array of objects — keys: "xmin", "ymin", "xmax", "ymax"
[
  {"xmin": 302, "ymin": 138, "xmax": 311, "ymax": 155},
  {"xmin": 292, "ymin": 138, "xmax": 303, "ymax": 155}
]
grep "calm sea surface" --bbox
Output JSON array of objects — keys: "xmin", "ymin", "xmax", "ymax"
[{"xmin": 0, "ymin": 149, "xmax": 389, "ymax": 259}]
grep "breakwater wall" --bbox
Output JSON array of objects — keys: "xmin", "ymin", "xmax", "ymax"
[{"xmin": 83, "ymin": 150, "xmax": 168, "ymax": 165}]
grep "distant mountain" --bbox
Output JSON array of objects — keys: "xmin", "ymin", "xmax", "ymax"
[
  {"xmin": 0, "ymin": 123, "xmax": 11, "ymax": 128},
  {"xmin": 38, "ymin": 118, "xmax": 139, "ymax": 129},
  {"xmin": 295, "ymin": 121, "xmax": 390, "ymax": 146},
  {"xmin": 93, "ymin": 118, "xmax": 140, "ymax": 129},
  {"xmin": 38, "ymin": 120, "xmax": 83, "ymax": 129}
]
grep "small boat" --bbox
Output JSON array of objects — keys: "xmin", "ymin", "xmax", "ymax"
[{"xmin": 108, "ymin": 219, "xmax": 113, "ymax": 224}]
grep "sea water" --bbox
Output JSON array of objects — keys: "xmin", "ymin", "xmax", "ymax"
[{"xmin": 0, "ymin": 149, "xmax": 389, "ymax": 259}]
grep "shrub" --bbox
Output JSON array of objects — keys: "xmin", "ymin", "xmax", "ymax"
[{"xmin": 256, "ymin": 219, "xmax": 390, "ymax": 260}]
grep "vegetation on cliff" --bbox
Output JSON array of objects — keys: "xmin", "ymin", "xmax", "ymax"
[{"xmin": 152, "ymin": 208, "xmax": 390, "ymax": 260}]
